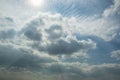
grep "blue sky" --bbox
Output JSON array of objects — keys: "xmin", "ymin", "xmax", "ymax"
[{"xmin": 0, "ymin": 0, "xmax": 120, "ymax": 80}]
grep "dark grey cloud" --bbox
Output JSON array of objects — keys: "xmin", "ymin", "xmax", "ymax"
[
  {"xmin": 45, "ymin": 39, "xmax": 95, "ymax": 55},
  {"xmin": 0, "ymin": 45, "xmax": 25, "ymax": 66},
  {"xmin": 24, "ymin": 27, "xmax": 42, "ymax": 41},
  {"xmin": 45, "ymin": 24, "xmax": 62, "ymax": 39},
  {"xmin": 0, "ymin": 29, "xmax": 16, "ymax": 39},
  {"xmin": 20, "ymin": 17, "xmax": 44, "ymax": 41},
  {"xmin": 25, "ymin": 17, "xmax": 44, "ymax": 28},
  {"xmin": 0, "ymin": 17, "xmax": 16, "ymax": 40},
  {"xmin": 0, "ymin": 45, "xmax": 56, "ymax": 70},
  {"xmin": 0, "ymin": 17, "xmax": 14, "ymax": 27}
]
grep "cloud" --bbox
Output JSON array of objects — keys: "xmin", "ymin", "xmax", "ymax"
[
  {"xmin": 24, "ymin": 26, "xmax": 42, "ymax": 41},
  {"xmin": 0, "ymin": 67, "xmax": 43, "ymax": 80},
  {"xmin": 0, "ymin": 17, "xmax": 14, "ymax": 27},
  {"xmin": 0, "ymin": 62, "xmax": 120, "ymax": 80},
  {"xmin": 73, "ymin": 0, "xmax": 120, "ymax": 41},
  {"xmin": 75, "ymin": 16, "xmax": 120, "ymax": 41},
  {"xmin": 18, "ymin": 13, "xmax": 96, "ymax": 55},
  {"xmin": 0, "ymin": 44, "xmax": 57, "ymax": 70},
  {"xmin": 103, "ymin": 0, "xmax": 120, "ymax": 18},
  {"xmin": 0, "ymin": 17, "xmax": 16, "ymax": 40},
  {"xmin": 0, "ymin": 13, "xmax": 96, "ymax": 71},
  {"xmin": 111, "ymin": 50, "xmax": 120, "ymax": 60},
  {"xmin": 44, "ymin": 39, "xmax": 96, "ymax": 55},
  {"xmin": 45, "ymin": 24, "xmax": 62, "ymax": 39},
  {"xmin": 61, "ymin": 50, "xmax": 89, "ymax": 60},
  {"xmin": 0, "ymin": 29, "xmax": 16, "ymax": 39},
  {"xmin": 20, "ymin": 18, "xmax": 44, "ymax": 41},
  {"xmin": 44, "ymin": 62, "xmax": 116, "ymax": 74}
]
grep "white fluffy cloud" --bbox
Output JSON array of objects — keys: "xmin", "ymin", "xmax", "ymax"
[
  {"xmin": 103, "ymin": 0, "xmax": 120, "ymax": 18},
  {"xmin": 111, "ymin": 50, "xmax": 120, "ymax": 60}
]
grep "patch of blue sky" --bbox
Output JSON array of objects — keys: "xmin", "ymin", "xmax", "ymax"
[
  {"xmin": 75, "ymin": 34, "xmax": 120, "ymax": 64},
  {"xmin": 46, "ymin": 0, "xmax": 114, "ymax": 17}
]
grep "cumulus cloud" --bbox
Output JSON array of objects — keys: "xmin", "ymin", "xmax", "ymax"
[
  {"xmin": 18, "ymin": 13, "xmax": 96, "ymax": 56},
  {"xmin": 0, "ymin": 17, "xmax": 16, "ymax": 40},
  {"xmin": 0, "ymin": 17, "xmax": 14, "ymax": 27},
  {"xmin": 111, "ymin": 50, "xmax": 120, "ymax": 60},
  {"xmin": 45, "ymin": 24, "xmax": 62, "ymax": 39},
  {"xmin": 23, "ymin": 26, "xmax": 42, "ymax": 41},
  {"xmin": 0, "ymin": 44, "xmax": 57, "ymax": 71},
  {"xmin": 44, "ymin": 39, "xmax": 96, "ymax": 55},
  {"xmin": 0, "ymin": 13, "xmax": 97, "ymax": 73},
  {"xmin": 0, "ymin": 29, "xmax": 16, "ymax": 39}
]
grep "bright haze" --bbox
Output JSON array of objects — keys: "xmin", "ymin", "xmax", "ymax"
[{"xmin": 28, "ymin": 0, "xmax": 45, "ymax": 7}]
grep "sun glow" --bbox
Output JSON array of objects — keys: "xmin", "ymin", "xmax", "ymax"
[{"xmin": 28, "ymin": 0, "xmax": 44, "ymax": 8}]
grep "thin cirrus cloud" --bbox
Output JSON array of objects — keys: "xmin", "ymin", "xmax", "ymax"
[{"xmin": 0, "ymin": 0, "xmax": 120, "ymax": 80}]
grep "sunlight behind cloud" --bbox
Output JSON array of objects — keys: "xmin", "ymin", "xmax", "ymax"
[{"xmin": 28, "ymin": 0, "xmax": 45, "ymax": 8}]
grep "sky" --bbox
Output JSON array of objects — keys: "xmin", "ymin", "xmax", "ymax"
[{"xmin": 0, "ymin": 0, "xmax": 120, "ymax": 80}]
